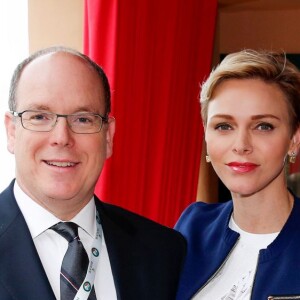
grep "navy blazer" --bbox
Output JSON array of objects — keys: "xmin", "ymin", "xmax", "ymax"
[
  {"xmin": 175, "ymin": 198, "xmax": 300, "ymax": 300},
  {"xmin": 0, "ymin": 180, "xmax": 186, "ymax": 300}
]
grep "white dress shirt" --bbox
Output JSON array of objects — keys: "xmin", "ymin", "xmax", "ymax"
[{"xmin": 14, "ymin": 181, "xmax": 117, "ymax": 300}]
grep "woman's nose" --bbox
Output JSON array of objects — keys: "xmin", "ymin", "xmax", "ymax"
[{"xmin": 232, "ymin": 130, "xmax": 252, "ymax": 155}]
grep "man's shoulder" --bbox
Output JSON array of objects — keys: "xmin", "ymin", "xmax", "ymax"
[
  {"xmin": 95, "ymin": 199, "xmax": 186, "ymax": 300},
  {"xmin": 95, "ymin": 198, "xmax": 186, "ymax": 245},
  {"xmin": 0, "ymin": 180, "xmax": 21, "ymax": 231}
]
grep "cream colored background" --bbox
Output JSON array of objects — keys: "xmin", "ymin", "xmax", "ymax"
[
  {"xmin": 27, "ymin": 1, "xmax": 300, "ymax": 56},
  {"xmin": 28, "ymin": 0, "xmax": 83, "ymax": 53}
]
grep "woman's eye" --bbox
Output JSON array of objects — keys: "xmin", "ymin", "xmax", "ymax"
[
  {"xmin": 257, "ymin": 123, "xmax": 274, "ymax": 131},
  {"xmin": 215, "ymin": 123, "xmax": 232, "ymax": 131}
]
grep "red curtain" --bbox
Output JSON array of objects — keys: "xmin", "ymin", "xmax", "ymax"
[{"xmin": 84, "ymin": 0, "xmax": 217, "ymax": 227}]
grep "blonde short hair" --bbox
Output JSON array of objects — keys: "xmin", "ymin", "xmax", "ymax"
[{"xmin": 200, "ymin": 49, "xmax": 300, "ymax": 134}]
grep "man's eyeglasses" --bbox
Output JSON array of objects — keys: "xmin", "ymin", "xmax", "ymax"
[{"xmin": 11, "ymin": 110, "xmax": 108, "ymax": 134}]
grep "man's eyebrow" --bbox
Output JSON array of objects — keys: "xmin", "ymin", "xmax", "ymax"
[
  {"xmin": 21, "ymin": 105, "xmax": 98, "ymax": 113},
  {"xmin": 25, "ymin": 104, "xmax": 50, "ymax": 111},
  {"xmin": 72, "ymin": 106, "xmax": 97, "ymax": 112}
]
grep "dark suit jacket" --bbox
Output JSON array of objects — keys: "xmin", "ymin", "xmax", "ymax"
[{"xmin": 0, "ymin": 180, "xmax": 186, "ymax": 300}]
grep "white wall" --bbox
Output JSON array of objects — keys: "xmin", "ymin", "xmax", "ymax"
[
  {"xmin": 0, "ymin": 1, "xmax": 82, "ymax": 192},
  {"xmin": 0, "ymin": 2, "xmax": 29, "ymax": 191}
]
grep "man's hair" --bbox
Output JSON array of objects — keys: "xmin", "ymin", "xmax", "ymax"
[
  {"xmin": 200, "ymin": 49, "xmax": 300, "ymax": 134},
  {"xmin": 8, "ymin": 46, "xmax": 111, "ymax": 116}
]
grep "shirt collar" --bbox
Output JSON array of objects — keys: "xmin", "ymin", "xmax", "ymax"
[
  {"xmin": 72, "ymin": 198, "xmax": 96, "ymax": 238},
  {"xmin": 14, "ymin": 181, "xmax": 96, "ymax": 239}
]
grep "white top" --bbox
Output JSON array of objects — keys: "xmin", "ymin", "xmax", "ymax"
[
  {"xmin": 193, "ymin": 215, "xmax": 279, "ymax": 300},
  {"xmin": 14, "ymin": 181, "xmax": 117, "ymax": 300}
]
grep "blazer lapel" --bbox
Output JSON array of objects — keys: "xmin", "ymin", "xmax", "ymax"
[{"xmin": 0, "ymin": 181, "xmax": 56, "ymax": 300}]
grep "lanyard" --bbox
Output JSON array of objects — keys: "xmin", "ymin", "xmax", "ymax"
[{"xmin": 74, "ymin": 211, "xmax": 102, "ymax": 300}]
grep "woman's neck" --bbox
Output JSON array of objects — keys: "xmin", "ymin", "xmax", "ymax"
[{"xmin": 231, "ymin": 188, "xmax": 293, "ymax": 234}]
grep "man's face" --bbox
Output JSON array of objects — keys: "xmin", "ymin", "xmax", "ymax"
[{"xmin": 5, "ymin": 53, "xmax": 115, "ymax": 217}]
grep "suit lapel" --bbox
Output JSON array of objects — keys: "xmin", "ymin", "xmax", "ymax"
[
  {"xmin": 0, "ymin": 181, "xmax": 56, "ymax": 299},
  {"xmin": 95, "ymin": 199, "xmax": 145, "ymax": 300}
]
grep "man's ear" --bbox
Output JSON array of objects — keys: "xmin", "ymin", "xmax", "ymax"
[
  {"xmin": 4, "ymin": 112, "xmax": 16, "ymax": 154},
  {"xmin": 105, "ymin": 117, "xmax": 115, "ymax": 159}
]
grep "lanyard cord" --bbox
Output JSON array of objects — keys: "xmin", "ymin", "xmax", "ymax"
[{"xmin": 74, "ymin": 211, "xmax": 102, "ymax": 300}]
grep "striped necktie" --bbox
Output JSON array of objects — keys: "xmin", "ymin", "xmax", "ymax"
[{"xmin": 51, "ymin": 222, "xmax": 96, "ymax": 300}]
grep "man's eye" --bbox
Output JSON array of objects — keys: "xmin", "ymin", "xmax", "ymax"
[
  {"xmin": 32, "ymin": 114, "xmax": 45, "ymax": 120},
  {"xmin": 74, "ymin": 116, "xmax": 94, "ymax": 124},
  {"xmin": 30, "ymin": 113, "xmax": 50, "ymax": 121}
]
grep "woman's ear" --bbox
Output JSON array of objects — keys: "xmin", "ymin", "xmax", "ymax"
[{"xmin": 291, "ymin": 127, "xmax": 300, "ymax": 152}]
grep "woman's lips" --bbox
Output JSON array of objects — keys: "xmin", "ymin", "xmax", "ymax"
[{"xmin": 226, "ymin": 162, "xmax": 259, "ymax": 173}]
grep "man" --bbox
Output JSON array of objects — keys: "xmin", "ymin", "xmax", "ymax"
[{"xmin": 1, "ymin": 46, "xmax": 186, "ymax": 300}]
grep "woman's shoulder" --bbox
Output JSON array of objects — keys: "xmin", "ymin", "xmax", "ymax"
[
  {"xmin": 175, "ymin": 200, "xmax": 233, "ymax": 231},
  {"xmin": 181, "ymin": 200, "xmax": 232, "ymax": 216}
]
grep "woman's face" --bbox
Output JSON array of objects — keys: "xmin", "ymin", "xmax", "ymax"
[{"xmin": 205, "ymin": 78, "xmax": 300, "ymax": 197}]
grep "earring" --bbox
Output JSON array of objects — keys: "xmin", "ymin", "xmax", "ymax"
[
  {"xmin": 205, "ymin": 155, "xmax": 211, "ymax": 163},
  {"xmin": 289, "ymin": 151, "xmax": 297, "ymax": 164}
]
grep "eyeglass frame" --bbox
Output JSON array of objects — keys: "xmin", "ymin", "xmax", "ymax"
[{"xmin": 10, "ymin": 110, "xmax": 109, "ymax": 134}]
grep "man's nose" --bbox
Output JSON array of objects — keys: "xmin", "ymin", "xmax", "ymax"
[{"xmin": 49, "ymin": 117, "xmax": 74, "ymax": 147}]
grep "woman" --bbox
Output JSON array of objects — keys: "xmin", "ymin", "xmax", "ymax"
[{"xmin": 175, "ymin": 50, "xmax": 300, "ymax": 300}]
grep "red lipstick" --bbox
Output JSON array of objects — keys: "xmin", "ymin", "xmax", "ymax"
[{"xmin": 227, "ymin": 162, "xmax": 259, "ymax": 173}]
